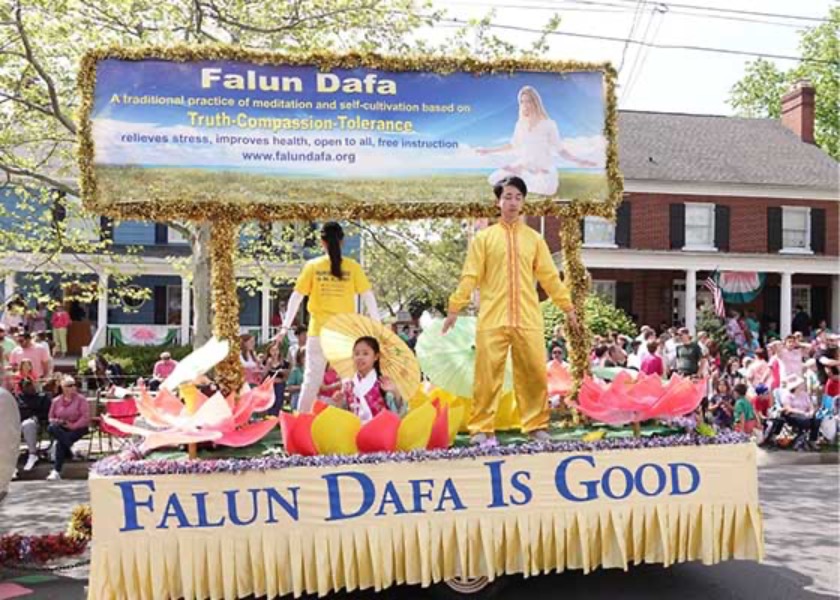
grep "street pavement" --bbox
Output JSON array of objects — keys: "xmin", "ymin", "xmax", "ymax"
[{"xmin": 0, "ymin": 453, "xmax": 837, "ymax": 599}]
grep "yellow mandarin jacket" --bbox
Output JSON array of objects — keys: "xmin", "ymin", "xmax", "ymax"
[{"xmin": 449, "ymin": 220, "xmax": 572, "ymax": 331}]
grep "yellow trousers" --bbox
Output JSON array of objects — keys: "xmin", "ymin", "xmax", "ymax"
[{"xmin": 470, "ymin": 327, "xmax": 548, "ymax": 434}]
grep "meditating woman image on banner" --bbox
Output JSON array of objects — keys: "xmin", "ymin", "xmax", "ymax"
[
  {"xmin": 279, "ymin": 222, "xmax": 381, "ymax": 414},
  {"xmin": 477, "ymin": 85, "xmax": 595, "ymax": 197}
]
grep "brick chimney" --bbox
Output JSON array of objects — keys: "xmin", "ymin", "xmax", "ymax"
[{"xmin": 780, "ymin": 80, "xmax": 815, "ymax": 144}]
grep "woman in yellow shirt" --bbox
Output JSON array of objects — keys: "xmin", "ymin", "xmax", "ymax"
[{"xmin": 279, "ymin": 222, "xmax": 380, "ymax": 413}]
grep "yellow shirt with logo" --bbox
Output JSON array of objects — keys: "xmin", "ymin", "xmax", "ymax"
[
  {"xmin": 449, "ymin": 220, "xmax": 572, "ymax": 331},
  {"xmin": 294, "ymin": 256, "xmax": 372, "ymax": 336}
]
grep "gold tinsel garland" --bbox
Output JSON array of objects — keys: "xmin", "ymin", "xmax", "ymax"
[
  {"xmin": 76, "ymin": 45, "xmax": 623, "ymax": 223},
  {"xmin": 210, "ymin": 220, "xmax": 244, "ymax": 393},
  {"xmin": 76, "ymin": 45, "xmax": 622, "ymax": 397},
  {"xmin": 557, "ymin": 205, "xmax": 594, "ymax": 394}
]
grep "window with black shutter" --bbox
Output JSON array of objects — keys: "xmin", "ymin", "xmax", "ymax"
[
  {"xmin": 616, "ymin": 202, "xmax": 631, "ymax": 248},
  {"xmin": 616, "ymin": 281, "xmax": 633, "ymax": 316},
  {"xmin": 153, "ymin": 286, "xmax": 167, "ymax": 325},
  {"xmin": 154, "ymin": 224, "xmax": 168, "ymax": 245},
  {"xmin": 714, "ymin": 205, "xmax": 730, "ymax": 251},
  {"xmin": 811, "ymin": 208, "xmax": 826, "ymax": 254},
  {"xmin": 767, "ymin": 207, "xmax": 782, "ymax": 252},
  {"xmin": 669, "ymin": 204, "xmax": 685, "ymax": 249},
  {"xmin": 811, "ymin": 286, "xmax": 828, "ymax": 325},
  {"xmin": 99, "ymin": 217, "xmax": 113, "ymax": 242}
]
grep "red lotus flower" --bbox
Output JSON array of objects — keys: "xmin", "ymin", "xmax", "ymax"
[
  {"xmin": 102, "ymin": 378, "xmax": 277, "ymax": 452},
  {"xmin": 279, "ymin": 400, "xmax": 456, "ymax": 456},
  {"xmin": 575, "ymin": 371, "xmax": 705, "ymax": 426}
]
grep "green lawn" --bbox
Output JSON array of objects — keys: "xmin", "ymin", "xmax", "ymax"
[{"xmin": 94, "ymin": 165, "xmax": 609, "ymax": 208}]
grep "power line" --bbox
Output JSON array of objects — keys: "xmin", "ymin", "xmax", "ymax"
[
  {"xmin": 622, "ymin": 6, "xmax": 667, "ymax": 103},
  {"xmin": 618, "ymin": 0, "xmax": 646, "ymax": 73},
  {"xmin": 447, "ymin": 0, "xmax": 817, "ymax": 29},
  {"xmin": 605, "ymin": 0, "xmax": 829, "ymax": 23},
  {"xmin": 437, "ymin": 16, "xmax": 838, "ymax": 65}
]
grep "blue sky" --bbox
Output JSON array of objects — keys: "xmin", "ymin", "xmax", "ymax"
[{"xmin": 93, "ymin": 59, "xmax": 606, "ymax": 144}]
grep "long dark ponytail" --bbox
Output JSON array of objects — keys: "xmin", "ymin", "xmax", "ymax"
[{"xmin": 321, "ymin": 222, "xmax": 344, "ymax": 279}]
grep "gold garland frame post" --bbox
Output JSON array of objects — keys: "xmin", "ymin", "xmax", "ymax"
[{"xmin": 76, "ymin": 46, "xmax": 625, "ymax": 434}]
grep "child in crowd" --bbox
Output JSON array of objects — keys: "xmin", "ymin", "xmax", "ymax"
[
  {"xmin": 708, "ymin": 379, "xmax": 734, "ymax": 429},
  {"xmin": 733, "ymin": 383, "xmax": 758, "ymax": 434},
  {"xmin": 13, "ymin": 358, "xmax": 36, "ymax": 395},
  {"xmin": 332, "ymin": 336, "xmax": 405, "ymax": 422}
]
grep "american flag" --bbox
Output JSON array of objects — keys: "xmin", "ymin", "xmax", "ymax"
[{"xmin": 703, "ymin": 272, "xmax": 726, "ymax": 318}]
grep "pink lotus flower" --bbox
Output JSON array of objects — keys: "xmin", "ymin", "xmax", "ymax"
[
  {"xmin": 102, "ymin": 378, "xmax": 278, "ymax": 452},
  {"xmin": 129, "ymin": 326, "xmax": 159, "ymax": 343},
  {"xmin": 575, "ymin": 371, "xmax": 705, "ymax": 426}
]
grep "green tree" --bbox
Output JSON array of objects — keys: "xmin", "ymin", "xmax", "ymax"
[
  {"xmin": 0, "ymin": 0, "xmax": 560, "ymax": 343},
  {"xmin": 729, "ymin": 6, "xmax": 839, "ymax": 159},
  {"xmin": 541, "ymin": 294, "xmax": 637, "ymax": 343},
  {"xmin": 350, "ymin": 220, "xmax": 467, "ymax": 319}
]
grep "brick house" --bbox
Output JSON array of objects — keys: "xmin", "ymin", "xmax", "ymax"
[{"xmin": 532, "ymin": 82, "xmax": 839, "ymax": 336}]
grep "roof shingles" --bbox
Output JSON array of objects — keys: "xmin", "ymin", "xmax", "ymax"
[{"xmin": 617, "ymin": 111, "xmax": 839, "ymax": 190}]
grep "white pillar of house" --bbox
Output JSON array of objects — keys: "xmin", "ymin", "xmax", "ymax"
[
  {"xmin": 261, "ymin": 278, "xmax": 271, "ymax": 344},
  {"xmin": 832, "ymin": 275, "xmax": 840, "ymax": 332},
  {"xmin": 97, "ymin": 272, "xmax": 109, "ymax": 333},
  {"xmin": 780, "ymin": 271, "xmax": 793, "ymax": 337},
  {"xmin": 4, "ymin": 273, "xmax": 15, "ymax": 301},
  {"xmin": 685, "ymin": 268, "xmax": 697, "ymax": 334},
  {"xmin": 180, "ymin": 276, "xmax": 191, "ymax": 346}
]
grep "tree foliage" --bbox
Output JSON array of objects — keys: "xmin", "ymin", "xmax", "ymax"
[
  {"xmin": 349, "ymin": 220, "xmax": 467, "ymax": 319},
  {"xmin": 0, "ymin": 0, "xmax": 562, "ymax": 341},
  {"xmin": 541, "ymin": 294, "xmax": 637, "ymax": 343},
  {"xmin": 729, "ymin": 6, "xmax": 839, "ymax": 159}
]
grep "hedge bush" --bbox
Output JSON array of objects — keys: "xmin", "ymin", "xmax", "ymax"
[
  {"xmin": 77, "ymin": 345, "xmax": 194, "ymax": 379},
  {"xmin": 542, "ymin": 295, "xmax": 637, "ymax": 342}
]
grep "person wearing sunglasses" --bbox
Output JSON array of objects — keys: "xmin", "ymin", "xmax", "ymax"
[{"xmin": 46, "ymin": 376, "xmax": 89, "ymax": 480}]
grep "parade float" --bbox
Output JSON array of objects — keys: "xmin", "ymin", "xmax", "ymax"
[{"xmin": 77, "ymin": 47, "xmax": 763, "ymax": 599}]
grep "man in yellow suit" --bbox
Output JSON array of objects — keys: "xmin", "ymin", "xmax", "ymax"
[{"xmin": 443, "ymin": 176, "xmax": 577, "ymax": 445}]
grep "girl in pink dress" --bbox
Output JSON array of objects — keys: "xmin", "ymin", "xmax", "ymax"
[{"xmin": 332, "ymin": 336, "xmax": 404, "ymax": 422}]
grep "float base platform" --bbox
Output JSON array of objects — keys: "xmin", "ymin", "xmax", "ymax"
[{"xmin": 88, "ymin": 439, "xmax": 763, "ymax": 599}]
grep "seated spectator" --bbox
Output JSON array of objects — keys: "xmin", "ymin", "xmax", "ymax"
[
  {"xmin": 318, "ymin": 363, "xmax": 342, "ymax": 403},
  {"xmin": 150, "ymin": 351, "xmax": 179, "ymax": 391},
  {"xmin": 708, "ymin": 380, "xmax": 734, "ymax": 429},
  {"xmin": 8, "ymin": 331, "xmax": 50, "ymax": 382},
  {"xmin": 752, "ymin": 383, "xmax": 771, "ymax": 420},
  {"xmin": 46, "ymin": 376, "xmax": 90, "ymax": 480},
  {"xmin": 17, "ymin": 379, "xmax": 49, "ymax": 472},
  {"xmin": 12, "ymin": 358, "xmax": 37, "ymax": 395},
  {"xmin": 779, "ymin": 374, "xmax": 820, "ymax": 451}
]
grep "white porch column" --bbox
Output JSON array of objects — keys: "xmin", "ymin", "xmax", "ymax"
[
  {"xmin": 4, "ymin": 273, "xmax": 15, "ymax": 301},
  {"xmin": 833, "ymin": 275, "xmax": 840, "ymax": 332},
  {"xmin": 780, "ymin": 272, "xmax": 793, "ymax": 338},
  {"xmin": 261, "ymin": 278, "xmax": 271, "ymax": 344},
  {"xmin": 180, "ymin": 277, "xmax": 191, "ymax": 346},
  {"xmin": 97, "ymin": 272, "xmax": 109, "ymax": 332},
  {"xmin": 685, "ymin": 268, "xmax": 697, "ymax": 334}
]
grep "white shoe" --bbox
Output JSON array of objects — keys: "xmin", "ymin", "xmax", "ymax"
[
  {"xmin": 12, "ymin": 468, "xmax": 18, "ymax": 480},
  {"xmin": 23, "ymin": 454, "xmax": 38, "ymax": 471},
  {"xmin": 46, "ymin": 470, "xmax": 61, "ymax": 481}
]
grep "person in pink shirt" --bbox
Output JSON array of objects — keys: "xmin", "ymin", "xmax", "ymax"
[
  {"xmin": 50, "ymin": 305, "xmax": 71, "ymax": 358},
  {"xmin": 46, "ymin": 376, "xmax": 90, "ymax": 480},
  {"xmin": 777, "ymin": 335, "xmax": 809, "ymax": 380},
  {"xmin": 150, "ymin": 351, "xmax": 179, "ymax": 391},
  {"xmin": 640, "ymin": 340, "xmax": 664, "ymax": 377},
  {"xmin": 8, "ymin": 331, "xmax": 50, "ymax": 381}
]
